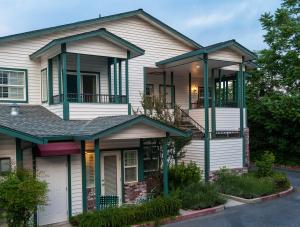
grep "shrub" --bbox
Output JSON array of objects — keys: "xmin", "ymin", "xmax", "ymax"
[
  {"xmin": 70, "ymin": 196, "xmax": 180, "ymax": 227},
  {"xmin": 255, "ymin": 151, "xmax": 275, "ymax": 177},
  {"xmin": 272, "ymin": 172, "xmax": 291, "ymax": 192},
  {"xmin": 169, "ymin": 162, "xmax": 201, "ymax": 191},
  {"xmin": 0, "ymin": 169, "xmax": 47, "ymax": 227},
  {"xmin": 179, "ymin": 182, "xmax": 226, "ymax": 210}
]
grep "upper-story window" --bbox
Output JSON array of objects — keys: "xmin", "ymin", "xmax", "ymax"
[
  {"xmin": 41, "ymin": 69, "xmax": 48, "ymax": 103},
  {"xmin": 0, "ymin": 68, "xmax": 27, "ymax": 102}
]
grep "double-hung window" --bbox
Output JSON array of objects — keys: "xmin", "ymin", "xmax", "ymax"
[
  {"xmin": 124, "ymin": 150, "xmax": 138, "ymax": 183},
  {"xmin": 41, "ymin": 69, "xmax": 48, "ymax": 103},
  {"xmin": 0, "ymin": 68, "xmax": 27, "ymax": 102}
]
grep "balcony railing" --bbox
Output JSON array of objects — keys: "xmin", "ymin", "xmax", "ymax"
[
  {"xmin": 52, "ymin": 93, "xmax": 127, "ymax": 105},
  {"xmin": 190, "ymin": 100, "xmax": 238, "ymax": 109}
]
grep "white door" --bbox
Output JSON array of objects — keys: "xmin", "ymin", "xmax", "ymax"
[
  {"xmin": 37, "ymin": 157, "xmax": 68, "ymax": 226},
  {"xmin": 101, "ymin": 151, "xmax": 122, "ymax": 203}
]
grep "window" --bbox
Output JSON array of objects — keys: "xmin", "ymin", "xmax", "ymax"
[
  {"xmin": 0, "ymin": 69, "xmax": 27, "ymax": 102},
  {"xmin": 124, "ymin": 150, "xmax": 138, "ymax": 183},
  {"xmin": 144, "ymin": 146, "xmax": 159, "ymax": 173},
  {"xmin": 85, "ymin": 152, "xmax": 95, "ymax": 188},
  {"xmin": 41, "ymin": 69, "xmax": 48, "ymax": 102},
  {"xmin": 146, "ymin": 84, "xmax": 154, "ymax": 96},
  {"xmin": 0, "ymin": 158, "xmax": 11, "ymax": 174}
]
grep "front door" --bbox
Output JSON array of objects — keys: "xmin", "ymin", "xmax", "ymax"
[
  {"xmin": 67, "ymin": 74, "xmax": 78, "ymax": 102},
  {"xmin": 82, "ymin": 75, "xmax": 97, "ymax": 102},
  {"xmin": 37, "ymin": 156, "xmax": 68, "ymax": 226},
  {"xmin": 101, "ymin": 151, "xmax": 122, "ymax": 203}
]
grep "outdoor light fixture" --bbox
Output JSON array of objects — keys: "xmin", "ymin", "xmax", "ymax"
[
  {"xmin": 196, "ymin": 65, "xmax": 200, "ymax": 69},
  {"xmin": 191, "ymin": 85, "xmax": 198, "ymax": 94}
]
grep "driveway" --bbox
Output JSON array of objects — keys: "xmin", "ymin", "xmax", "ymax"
[{"xmin": 164, "ymin": 170, "xmax": 300, "ymax": 227}]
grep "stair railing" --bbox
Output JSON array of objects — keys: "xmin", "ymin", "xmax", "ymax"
[{"xmin": 178, "ymin": 107, "xmax": 205, "ymax": 133}]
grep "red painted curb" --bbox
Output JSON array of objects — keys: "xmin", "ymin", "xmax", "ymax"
[{"xmin": 274, "ymin": 165, "xmax": 300, "ymax": 171}]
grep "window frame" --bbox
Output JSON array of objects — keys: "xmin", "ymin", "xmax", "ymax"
[
  {"xmin": 143, "ymin": 147, "xmax": 159, "ymax": 173},
  {"xmin": 0, "ymin": 67, "xmax": 28, "ymax": 103},
  {"xmin": 41, "ymin": 68, "xmax": 48, "ymax": 103},
  {"xmin": 0, "ymin": 157, "xmax": 11, "ymax": 174},
  {"xmin": 123, "ymin": 150, "xmax": 138, "ymax": 183}
]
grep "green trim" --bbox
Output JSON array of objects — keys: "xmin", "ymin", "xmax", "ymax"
[
  {"xmin": 218, "ymin": 70, "xmax": 221, "ymax": 107},
  {"xmin": 113, "ymin": 58, "xmax": 118, "ymax": 103},
  {"xmin": 94, "ymin": 139, "xmax": 101, "ymax": 210},
  {"xmin": 163, "ymin": 134, "xmax": 169, "ymax": 196},
  {"xmin": 107, "ymin": 58, "xmax": 112, "ymax": 96},
  {"xmin": 138, "ymin": 139, "xmax": 144, "ymax": 182},
  {"xmin": 128, "ymin": 103, "xmax": 132, "ymax": 115},
  {"xmin": 0, "ymin": 67, "xmax": 28, "ymax": 103},
  {"xmin": 62, "ymin": 48, "xmax": 69, "ymax": 120},
  {"xmin": 188, "ymin": 73, "xmax": 191, "ymax": 109},
  {"xmin": 156, "ymin": 39, "xmax": 257, "ymax": 67},
  {"xmin": 170, "ymin": 72, "xmax": 175, "ymax": 108},
  {"xmin": 30, "ymin": 28, "xmax": 145, "ymax": 60},
  {"xmin": 48, "ymin": 59, "xmax": 53, "ymax": 105},
  {"xmin": 80, "ymin": 141, "xmax": 87, "ymax": 212},
  {"xmin": 203, "ymin": 54, "xmax": 210, "ymax": 182},
  {"xmin": 163, "ymin": 71, "xmax": 166, "ymax": 104},
  {"xmin": 239, "ymin": 61, "xmax": 245, "ymax": 166},
  {"xmin": 211, "ymin": 69, "xmax": 216, "ymax": 135},
  {"xmin": 118, "ymin": 60, "xmax": 122, "ymax": 97},
  {"xmin": 121, "ymin": 150, "xmax": 125, "ymax": 203},
  {"xmin": 16, "ymin": 138, "xmax": 23, "ymax": 168},
  {"xmin": 125, "ymin": 51, "xmax": 129, "ymax": 104},
  {"xmin": 76, "ymin": 54, "xmax": 81, "ymax": 102},
  {"xmin": 67, "ymin": 155, "xmax": 72, "ymax": 219},
  {"xmin": 58, "ymin": 55, "xmax": 62, "ymax": 101}
]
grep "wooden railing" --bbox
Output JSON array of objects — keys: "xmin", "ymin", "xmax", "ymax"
[{"xmin": 52, "ymin": 94, "xmax": 127, "ymax": 104}]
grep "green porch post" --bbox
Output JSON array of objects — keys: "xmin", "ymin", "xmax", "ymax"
[
  {"xmin": 189, "ymin": 72, "xmax": 192, "ymax": 109},
  {"xmin": 222, "ymin": 80, "xmax": 225, "ymax": 106},
  {"xmin": 61, "ymin": 44, "xmax": 69, "ymax": 120},
  {"xmin": 119, "ymin": 60, "xmax": 122, "ymax": 101},
  {"xmin": 80, "ymin": 141, "xmax": 87, "ymax": 212},
  {"xmin": 32, "ymin": 148, "xmax": 37, "ymax": 227},
  {"xmin": 126, "ymin": 51, "xmax": 130, "ymax": 104},
  {"xmin": 163, "ymin": 71, "xmax": 166, "ymax": 105},
  {"xmin": 171, "ymin": 72, "xmax": 175, "ymax": 108},
  {"xmin": 113, "ymin": 58, "xmax": 118, "ymax": 103},
  {"xmin": 218, "ymin": 69, "xmax": 221, "ymax": 107},
  {"xmin": 16, "ymin": 138, "xmax": 22, "ymax": 168},
  {"xmin": 232, "ymin": 80, "xmax": 236, "ymax": 104},
  {"xmin": 163, "ymin": 133, "xmax": 169, "ymax": 196},
  {"xmin": 94, "ymin": 139, "xmax": 101, "ymax": 210},
  {"xmin": 203, "ymin": 54, "xmax": 210, "ymax": 182},
  {"xmin": 67, "ymin": 155, "xmax": 72, "ymax": 218},
  {"xmin": 58, "ymin": 55, "xmax": 62, "ymax": 103},
  {"xmin": 138, "ymin": 139, "xmax": 144, "ymax": 182},
  {"xmin": 225, "ymin": 80, "xmax": 229, "ymax": 104},
  {"xmin": 48, "ymin": 59, "xmax": 53, "ymax": 105},
  {"xmin": 211, "ymin": 69, "xmax": 216, "ymax": 137},
  {"xmin": 239, "ymin": 59, "xmax": 245, "ymax": 166},
  {"xmin": 107, "ymin": 58, "xmax": 112, "ymax": 96},
  {"xmin": 76, "ymin": 54, "xmax": 81, "ymax": 102}
]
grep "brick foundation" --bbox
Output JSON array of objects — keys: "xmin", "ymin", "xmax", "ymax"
[
  {"xmin": 244, "ymin": 128, "xmax": 250, "ymax": 167},
  {"xmin": 124, "ymin": 181, "xmax": 147, "ymax": 204}
]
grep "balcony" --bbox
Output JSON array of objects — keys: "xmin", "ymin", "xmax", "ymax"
[{"xmin": 52, "ymin": 94, "xmax": 127, "ymax": 105}]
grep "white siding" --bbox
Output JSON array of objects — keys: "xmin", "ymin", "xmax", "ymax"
[
  {"xmin": 210, "ymin": 138, "xmax": 243, "ymax": 171},
  {"xmin": 0, "ymin": 133, "xmax": 16, "ymax": 168},
  {"xmin": 71, "ymin": 154, "xmax": 82, "ymax": 215},
  {"xmin": 85, "ymin": 139, "xmax": 139, "ymax": 150},
  {"xmin": 189, "ymin": 108, "xmax": 211, "ymax": 129},
  {"xmin": 43, "ymin": 104, "xmax": 63, "ymax": 118},
  {"xmin": 69, "ymin": 103, "xmax": 128, "ymax": 120},
  {"xmin": 181, "ymin": 140, "xmax": 205, "ymax": 171},
  {"xmin": 215, "ymin": 108, "xmax": 246, "ymax": 130},
  {"xmin": 209, "ymin": 48, "xmax": 242, "ymax": 63}
]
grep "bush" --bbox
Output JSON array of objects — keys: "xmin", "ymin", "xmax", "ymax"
[
  {"xmin": 0, "ymin": 169, "xmax": 47, "ymax": 227},
  {"xmin": 272, "ymin": 172, "xmax": 291, "ymax": 192},
  {"xmin": 169, "ymin": 162, "xmax": 201, "ymax": 191},
  {"xmin": 70, "ymin": 197, "xmax": 180, "ymax": 227},
  {"xmin": 216, "ymin": 170, "xmax": 275, "ymax": 199},
  {"xmin": 179, "ymin": 182, "xmax": 226, "ymax": 210},
  {"xmin": 255, "ymin": 151, "xmax": 275, "ymax": 177}
]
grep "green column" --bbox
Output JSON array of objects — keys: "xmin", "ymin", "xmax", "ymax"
[
  {"xmin": 94, "ymin": 139, "xmax": 101, "ymax": 210},
  {"xmin": 189, "ymin": 72, "xmax": 192, "ymax": 109},
  {"xmin": 113, "ymin": 58, "xmax": 118, "ymax": 103},
  {"xmin": 76, "ymin": 54, "xmax": 81, "ymax": 102},
  {"xmin": 61, "ymin": 44, "xmax": 69, "ymax": 120},
  {"xmin": 232, "ymin": 80, "xmax": 236, "ymax": 104},
  {"xmin": 16, "ymin": 138, "xmax": 22, "ymax": 168},
  {"xmin": 211, "ymin": 69, "xmax": 216, "ymax": 137},
  {"xmin": 163, "ymin": 71, "xmax": 166, "ymax": 105},
  {"xmin": 48, "ymin": 59, "xmax": 53, "ymax": 105},
  {"xmin": 218, "ymin": 69, "xmax": 221, "ymax": 107},
  {"xmin": 80, "ymin": 141, "xmax": 87, "ymax": 212},
  {"xmin": 143, "ymin": 67, "xmax": 147, "ymax": 95},
  {"xmin": 107, "ymin": 58, "xmax": 112, "ymax": 96},
  {"xmin": 163, "ymin": 134, "xmax": 169, "ymax": 196},
  {"xmin": 225, "ymin": 80, "xmax": 229, "ymax": 104},
  {"xmin": 171, "ymin": 72, "xmax": 175, "ymax": 108},
  {"xmin": 126, "ymin": 51, "xmax": 130, "ymax": 104},
  {"xmin": 58, "ymin": 55, "xmax": 62, "ymax": 103},
  {"xmin": 203, "ymin": 54, "xmax": 210, "ymax": 182},
  {"xmin": 121, "ymin": 150, "xmax": 125, "ymax": 203},
  {"xmin": 138, "ymin": 139, "xmax": 144, "ymax": 182},
  {"xmin": 239, "ymin": 59, "xmax": 245, "ymax": 166},
  {"xmin": 67, "ymin": 155, "xmax": 72, "ymax": 218},
  {"xmin": 118, "ymin": 60, "xmax": 122, "ymax": 102}
]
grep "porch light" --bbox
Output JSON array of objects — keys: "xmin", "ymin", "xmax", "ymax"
[
  {"xmin": 196, "ymin": 65, "xmax": 200, "ymax": 69},
  {"xmin": 10, "ymin": 103, "xmax": 20, "ymax": 116},
  {"xmin": 191, "ymin": 85, "xmax": 198, "ymax": 94}
]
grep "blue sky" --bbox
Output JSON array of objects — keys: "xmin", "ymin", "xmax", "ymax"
[{"xmin": 0, "ymin": 0, "xmax": 281, "ymax": 51}]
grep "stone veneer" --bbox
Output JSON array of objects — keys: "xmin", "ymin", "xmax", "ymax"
[{"xmin": 124, "ymin": 181, "xmax": 147, "ymax": 203}]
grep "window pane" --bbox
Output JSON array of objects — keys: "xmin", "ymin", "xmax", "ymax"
[
  {"xmin": 124, "ymin": 150, "xmax": 137, "ymax": 166},
  {"xmin": 0, "ymin": 72, "xmax": 8, "ymax": 85},
  {"xmin": 0, "ymin": 69, "xmax": 25, "ymax": 100},
  {"xmin": 144, "ymin": 160, "xmax": 158, "ymax": 172},
  {"xmin": 0, "ymin": 87, "xmax": 8, "ymax": 98},
  {"xmin": 85, "ymin": 153, "xmax": 95, "ymax": 188},
  {"xmin": 125, "ymin": 167, "xmax": 137, "ymax": 182},
  {"xmin": 9, "ymin": 87, "xmax": 24, "ymax": 99},
  {"xmin": 0, "ymin": 159, "xmax": 11, "ymax": 173}
]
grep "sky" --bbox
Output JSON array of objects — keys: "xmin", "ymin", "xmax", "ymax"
[{"xmin": 0, "ymin": 0, "xmax": 282, "ymax": 51}]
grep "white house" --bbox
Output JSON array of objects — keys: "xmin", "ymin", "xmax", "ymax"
[{"xmin": 0, "ymin": 9, "xmax": 256, "ymax": 226}]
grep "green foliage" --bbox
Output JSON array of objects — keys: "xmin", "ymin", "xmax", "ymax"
[
  {"xmin": 70, "ymin": 197, "xmax": 180, "ymax": 227},
  {"xmin": 169, "ymin": 162, "xmax": 202, "ymax": 191},
  {"xmin": 215, "ymin": 169, "xmax": 275, "ymax": 199},
  {"xmin": 0, "ymin": 169, "xmax": 47, "ymax": 227},
  {"xmin": 179, "ymin": 182, "xmax": 226, "ymax": 210},
  {"xmin": 255, "ymin": 151, "xmax": 275, "ymax": 177},
  {"xmin": 272, "ymin": 172, "xmax": 291, "ymax": 192}
]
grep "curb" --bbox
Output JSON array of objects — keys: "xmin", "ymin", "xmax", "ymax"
[
  {"xmin": 132, "ymin": 205, "xmax": 225, "ymax": 227},
  {"xmin": 274, "ymin": 165, "xmax": 300, "ymax": 171},
  {"xmin": 220, "ymin": 186, "xmax": 294, "ymax": 204}
]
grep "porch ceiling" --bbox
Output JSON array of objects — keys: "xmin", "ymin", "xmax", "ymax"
[{"xmin": 30, "ymin": 28, "xmax": 145, "ymax": 60}]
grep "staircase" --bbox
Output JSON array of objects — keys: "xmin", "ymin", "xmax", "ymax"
[{"xmin": 178, "ymin": 108, "xmax": 205, "ymax": 139}]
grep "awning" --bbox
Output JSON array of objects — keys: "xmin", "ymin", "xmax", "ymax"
[{"xmin": 36, "ymin": 142, "xmax": 80, "ymax": 157}]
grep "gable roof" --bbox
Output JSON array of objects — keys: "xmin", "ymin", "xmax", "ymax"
[
  {"xmin": 0, "ymin": 105, "xmax": 189, "ymax": 144},
  {"xmin": 0, "ymin": 9, "xmax": 201, "ymax": 49},
  {"xmin": 156, "ymin": 39, "xmax": 257, "ymax": 67},
  {"xmin": 30, "ymin": 28, "xmax": 145, "ymax": 60}
]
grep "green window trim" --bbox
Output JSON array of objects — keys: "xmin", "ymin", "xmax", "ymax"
[
  {"xmin": 41, "ymin": 68, "xmax": 48, "ymax": 103},
  {"xmin": 0, "ymin": 67, "xmax": 28, "ymax": 103}
]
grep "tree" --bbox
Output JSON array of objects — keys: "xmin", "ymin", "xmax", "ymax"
[{"xmin": 0, "ymin": 168, "xmax": 48, "ymax": 227}]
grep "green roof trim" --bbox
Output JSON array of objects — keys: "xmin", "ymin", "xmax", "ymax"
[
  {"xmin": 30, "ymin": 28, "xmax": 145, "ymax": 60},
  {"xmin": 156, "ymin": 39, "xmax": 257, "ymax": 66},
  {"xmin": 0, "ymin": 9, "xmax": 201, "ymax": 49}
]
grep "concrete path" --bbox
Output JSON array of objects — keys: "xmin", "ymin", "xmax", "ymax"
[{"xmin": 164, "ymin": 170, "xmax": 300, "ymax": 227}]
